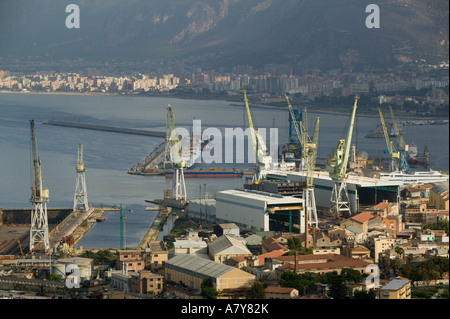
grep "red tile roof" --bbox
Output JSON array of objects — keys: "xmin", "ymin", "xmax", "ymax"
[{"xmin": 351, "ymin": 212, "xmax": 375, "ymax": 224}]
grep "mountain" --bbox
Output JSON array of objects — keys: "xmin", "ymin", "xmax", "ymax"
[{"xmin": 0, "ymin": 0, "xmax": 448, "ymax": 70}]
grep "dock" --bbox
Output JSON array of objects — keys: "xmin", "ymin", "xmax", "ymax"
[
  {"xmin": 138, "ymin": 206, "xmax": 171, "ymax": 249},
  {"xmin": 43, "ymin": 120, "xmax": 166, "ymax": 138},
  {"xmin": 128, "ymin": 141, "xmax": 166, "ymax": 175}
]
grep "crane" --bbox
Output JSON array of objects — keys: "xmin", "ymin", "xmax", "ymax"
[
  {"xmin": 285, "ymin": 95, "xmax": 320, "ymax": 227},
  {"xmin": 29, "ymin": 120, "xmax": 50, "ymax": 253},
  {"xmin": 389, "ymin": 105, "xmax": 407, "ymax": 153},
  {"xmin": 242, "ymin": 90, "xmax": 272, "ymax": 182},
  {"xmin": 166, "ymin": 104, "xmax": 187, "ymax": 200},
  {"xmin": 285, "ymin": 95, "xmax": 307, "ymax": 170},
  {"xmin": 73, "ymin": 144, "xmax": 89, "ymax": 212},
  {"xmin": 327, "ymin": 96, "xmax": 359, "ymax": 218},
  {"xmin": 378, "ymin": 106, "xmax": 411, "ymax": 174}
]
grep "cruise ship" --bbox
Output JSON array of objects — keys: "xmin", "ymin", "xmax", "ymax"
[{"xmin": 378, "ymin": 170, "xmax": 449, "ymax": 185}]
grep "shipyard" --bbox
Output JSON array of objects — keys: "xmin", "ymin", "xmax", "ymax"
[
  {"xmin": 0, "ymin": 0, "xmax": 449, "ymax": 305},
  {"xmin": 1, "ymin": 89, "xmax": 448, "ymax": 301}
]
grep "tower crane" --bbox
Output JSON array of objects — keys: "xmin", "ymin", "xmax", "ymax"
[
  {"xmin": 378, "ymin": 106, "xmax": 411, "ymax": 174},
  {"xmin": 327, "ymin": 96, "xmax": 359, "ymax": 218},
  {"xmin": 166, "ymin": 104, "xmax": 187, "ymax": 201},
  {"xmin": 242, "ymin": 90, "xmax": 272, "ymax": 182},
  {"xmin": 29, "ymin": 120, "xmax": 50, "ymax": 253}
]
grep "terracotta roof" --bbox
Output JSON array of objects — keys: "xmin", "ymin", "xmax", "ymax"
[
  {"xmin": 257, "ymin": 249, "xmax": 286, "ymax": 265},
  {"xmin": 351, "ymin": 212, "xmax": 375, "ymax": 224},
  {"xmin": 275, "ymin": 254, "xmax": 370, "ymax": 272},
  {"xmin": 373, "ymin": 201, "xmax": 389, "ymax": 209}
]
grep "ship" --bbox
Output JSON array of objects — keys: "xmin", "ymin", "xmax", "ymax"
[
  {"xmin": 378, "ymin": 170, "xmax": 449, "ymax": 185},
  {"xmin": 406, "ymin": 144, "xmax": 429, "ymax": 167},
  {"xmin": 164, "ymin": 168, "xmax": 248, "ymax": 178},
  {"xmin": 365, "ymin": 123, "xmax": 396, "ymax": 138}
]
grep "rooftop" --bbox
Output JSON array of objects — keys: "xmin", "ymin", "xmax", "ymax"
[
  {"xmin": 165, "ymin": 254, "xmax": 250, "ymax": 280},
  {"xmin": 381, "ymin": 278, "xmax": 410, "ymax": 291}
]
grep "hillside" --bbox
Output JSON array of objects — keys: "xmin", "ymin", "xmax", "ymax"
[{"xmin": 0, "ymin": 0, "xmax": 448, "ymax": 70}]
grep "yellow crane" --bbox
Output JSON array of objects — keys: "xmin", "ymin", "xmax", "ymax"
[
  {"xmin": 285, "ymin": 95, "xmax": 320, "ymax": 229},
  {"xmin": 378, "ymin": 106, "xmax": 411, "ymax": 174},
  {"xmin": 389, "ymin": 105, "xmax": 407, "ymax": 153},
  {"xmin": 327, "ymin": 96, "xmax": 359, "ymax": 218},
  {"xmin": 165, "ymin": 104, "xmax": 187, "ymax": 200},
  {"xmin": 243, "ymin": 90, "xmax": 272, "ymax": 182}
]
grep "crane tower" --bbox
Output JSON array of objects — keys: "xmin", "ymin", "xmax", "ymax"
[
  {"xmin": 29, "ymin": 120, "xmax": 50, "ymax": 253},
  {"xmin": 74, "ymin": 143, "xmax": 89, "ymax": 212},
  {"xmin": 327, "ymin": 97, "xmax": 359, "ymax": 218}
]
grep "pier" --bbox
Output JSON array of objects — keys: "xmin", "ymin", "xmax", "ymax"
[{"xmin": 43, "ymin": 120, "xmax": 166, "ymax": 138}]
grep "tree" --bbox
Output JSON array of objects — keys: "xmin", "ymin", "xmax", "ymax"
[
  {"xmin": 201, "ymin": 277, "xmax": 219, "ymax": 299},
  {"xmin": 287, "ymin": 237, "xmax": 303, "ymax": 251},
  {"xmin": 353, "ymin": 289, "xmax": 376, "ymax": 299},
  {"xmin": 245, "ymin": 281, "xmax": 266, "ymax": 299},
  {"xmin": 340, "ymin": 268, "xmax": 363, "ymax": 283},
  {"xmin": 328, "ymin": 272, "xmax": 349, "ymax": 299}
]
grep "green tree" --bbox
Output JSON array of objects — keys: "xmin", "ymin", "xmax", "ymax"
[
  {"xmin": 245, "ymin": 281, "xmax": 266, "ymax": 299},
  {"xmin": 340, "ymin": 268, "xmax": 363, "ymax": 283},
  {"xmin": 353, "ymin": 289, "xmax": 376, "ymax": 299},
  {"xmin": 287, "ymin": 237, "xmax": 303, "ymax": 251},
  {"xmin": 201, "ymin": 277, "xmax": 219, "ymax": 299},
  {"xmin": 328, "ymin": 272, "xmax": 349, "ymax": 299}
]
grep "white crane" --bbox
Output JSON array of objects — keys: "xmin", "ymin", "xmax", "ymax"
[
  {"xmin": 242, "ymin": 90, "xmax": 272, "ymax": 182},
  {"xmin": 29, "ymin": 120, "xmax": 50, "ymax": 253}
]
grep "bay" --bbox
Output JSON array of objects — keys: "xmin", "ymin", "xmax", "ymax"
[{"xmin": 0, "ymin": 92, "xmax": 448, "ymax": 248}]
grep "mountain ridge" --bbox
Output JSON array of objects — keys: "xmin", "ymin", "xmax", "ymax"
[{"xmin": 0, "ymin": 0, "xmax": 448, "ymax": 70}]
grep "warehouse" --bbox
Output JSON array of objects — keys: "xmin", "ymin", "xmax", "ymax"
[
  {"xmin": 164, "ymin": 254, "xmax": 255, "ymax": 292},
  {"xmin": 216, "ymin": 189, "xmax": 305, "ymax": 233}
]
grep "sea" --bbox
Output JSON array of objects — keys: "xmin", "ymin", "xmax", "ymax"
[{"xmin": 0, "ymin": 92, "xmax": 448, "ymax": 248}]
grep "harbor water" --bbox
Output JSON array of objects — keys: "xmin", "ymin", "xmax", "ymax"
[{"xmin": 0, "ymin": 92, "xmax": 448, "ymax": 248}]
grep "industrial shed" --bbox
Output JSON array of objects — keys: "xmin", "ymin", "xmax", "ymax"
[
  {"xmin": 164, "ymin": 254, "xmax": 255, "ymax": 292},
  {"xmin": 216, "ymin": 189, "xmax": 305, "ymax": 233}
]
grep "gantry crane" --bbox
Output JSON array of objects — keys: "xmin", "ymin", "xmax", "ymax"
[
  {"xmin": 29, "ymin": 120, "xmax": 50, "ymax": 253},
  {"xmin": 242, "ymin": 90, "xmax": 272, "ymax": 182},
  {"xmin": 73, "ymin": 144, "xmax": 89, "ymax": 212},
  {"xmin": 378, "ymin": 106, "xmax": 411, "ymax": 174},
  {"xmin": 165, "ymin": 104, "xmax": 187, "ymax": 200},
  {"xmin": 327, "ymin": 96, "xmax": 359, "ymax": 218}
]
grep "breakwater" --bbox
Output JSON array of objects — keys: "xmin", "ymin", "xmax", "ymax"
[{"xmin": 43, "ymin": 120, "xmax": 165, "ymax": 138}]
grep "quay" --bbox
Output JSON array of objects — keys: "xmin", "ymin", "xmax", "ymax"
[
  {"xmin": 138, "ymin": 206, "xmax": 172, "ymax": 249},
  {"xmin": 43, "ymin": 120, "xmax": 166, "ymax": 138}
]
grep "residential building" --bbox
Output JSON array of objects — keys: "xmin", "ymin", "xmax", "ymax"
[
  {"xmin": 116, "ymin": 249, "xmax": 146, "ymax": 272},
  {"xmin": 369, "ymin": 236, "xmax": 406, "ymax": 263},
  {"xmin": 130, "ymin": 270, "xmax": 163, "ymax": 295},
  {"xmin": 379, "ymin": 278, "xmax": 411, "ymax": 299}
]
